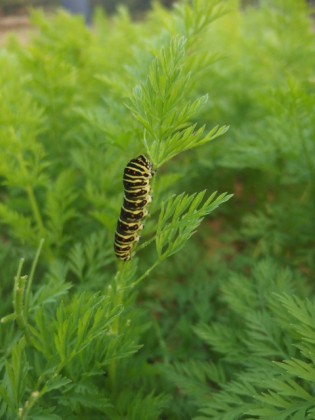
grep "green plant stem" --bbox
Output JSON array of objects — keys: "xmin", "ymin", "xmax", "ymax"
[
  {"xmin": 25, "ymin": 238, "xmax": 45, "ymax": 312},
  {"xmin": 108, "ymin": 288, "xmax": 122, "ymax": 391},
  {"xmin": 13, "ymin": 259, "xmax": 31, "ymax": 342},
  {"xmin": 109, "ymin": 261, "xmax": 126, "ymax": 390},
  {"xmin": 18, "ymin": 390, "xmax": 41, "ymax": 420},
  {"xmin": 108, "ymin": 259, "xmax": 160, "ymax": 388},
  {"xmin": 135, "ymin": 235, "xmax": 156, "ymax": 252},
  {"xmin": 0, "ymin": 313, "xmax": 16, "ymax": 324},
  {"xmin": 129, "ymin": 260, "xmax": 160, "ymax": 289},
  {"xmin": 16, "ymin": 152, "xmax": 46, "ymax": 238},
  {"xmin": 26, "ymin": 185, "xmax": 46, "ymax": 238},
  {"xmin": 26, "ymin": 186, "xmax": 53, "ymax": 260}
]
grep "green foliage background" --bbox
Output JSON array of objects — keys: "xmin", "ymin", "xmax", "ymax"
[{"xmin": 0, "ymin": 0, "xmax": 315, "ymax": 418}]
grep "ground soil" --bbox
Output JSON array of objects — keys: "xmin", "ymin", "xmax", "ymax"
[{"xmin": 0, "ymin": 15, "xmax": 31, "ymax": 45}]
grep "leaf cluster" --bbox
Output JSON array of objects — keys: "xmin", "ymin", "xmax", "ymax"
[
  {"xmin": 0, "ymin": 0, "xmax": 315, "ymax": 418},
  {"xmin": 0, "ymin": 1, "xmax": 231, "ymax": 418}
]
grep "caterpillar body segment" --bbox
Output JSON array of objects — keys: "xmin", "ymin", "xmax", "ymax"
[
  {"xmin": 116, "ymin": 218, "xmax": 143, "ymax": 234},
  {"xmin": 114, "ymin": 155, "xmax": 154, "ymax": 261},
  {"xmin": 120, "ymin": 206, "xmax": 148, "ymax": 222},
  {"xmin": 123, "ymin": 197, "xmax": 149, "ymax": 211}
]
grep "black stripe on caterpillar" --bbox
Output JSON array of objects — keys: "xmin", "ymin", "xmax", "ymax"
[{"xmin": 114, "ymin": 155, "xmax": 154, "ymax": 261}]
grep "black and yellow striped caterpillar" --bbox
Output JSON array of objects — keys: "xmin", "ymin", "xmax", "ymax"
[{"xmin": 114, "ymin": 155, "xmax": 154, "ymax": 261}]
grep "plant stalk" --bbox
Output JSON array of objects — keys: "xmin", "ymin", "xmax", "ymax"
[{"xmin": 109, "ymin": 261, "xmax": 126, "ymax": 390}]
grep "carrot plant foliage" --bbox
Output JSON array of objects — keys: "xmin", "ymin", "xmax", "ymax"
[{"xmin": 0, "ymin": 0, "xmax": 315, "ymax": 418}]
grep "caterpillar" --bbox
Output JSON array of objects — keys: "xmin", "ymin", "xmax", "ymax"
[{"xmin": 114, "ymin": 155, "xmax": 154, "ymax": 261}]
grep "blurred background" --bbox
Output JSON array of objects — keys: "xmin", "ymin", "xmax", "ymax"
[
  {"xmin": 0, "ymin": 0, "xmax": 314, "ymax": 17},
  {"xmin": 1, "ymin": 0, "xmax": 314, "ymax": 45},
  {"xmin": 2, "ymin": 0, "xmax": 175, "ymax": 17},
  {"xmin": 1, "ymin": 0, "xmax": 179, "ymax": 45}
]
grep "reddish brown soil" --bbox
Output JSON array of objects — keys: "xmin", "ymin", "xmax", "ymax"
[{"xmin": 0, "ymin": 15, "xmax": 31, "ymax": 45}]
